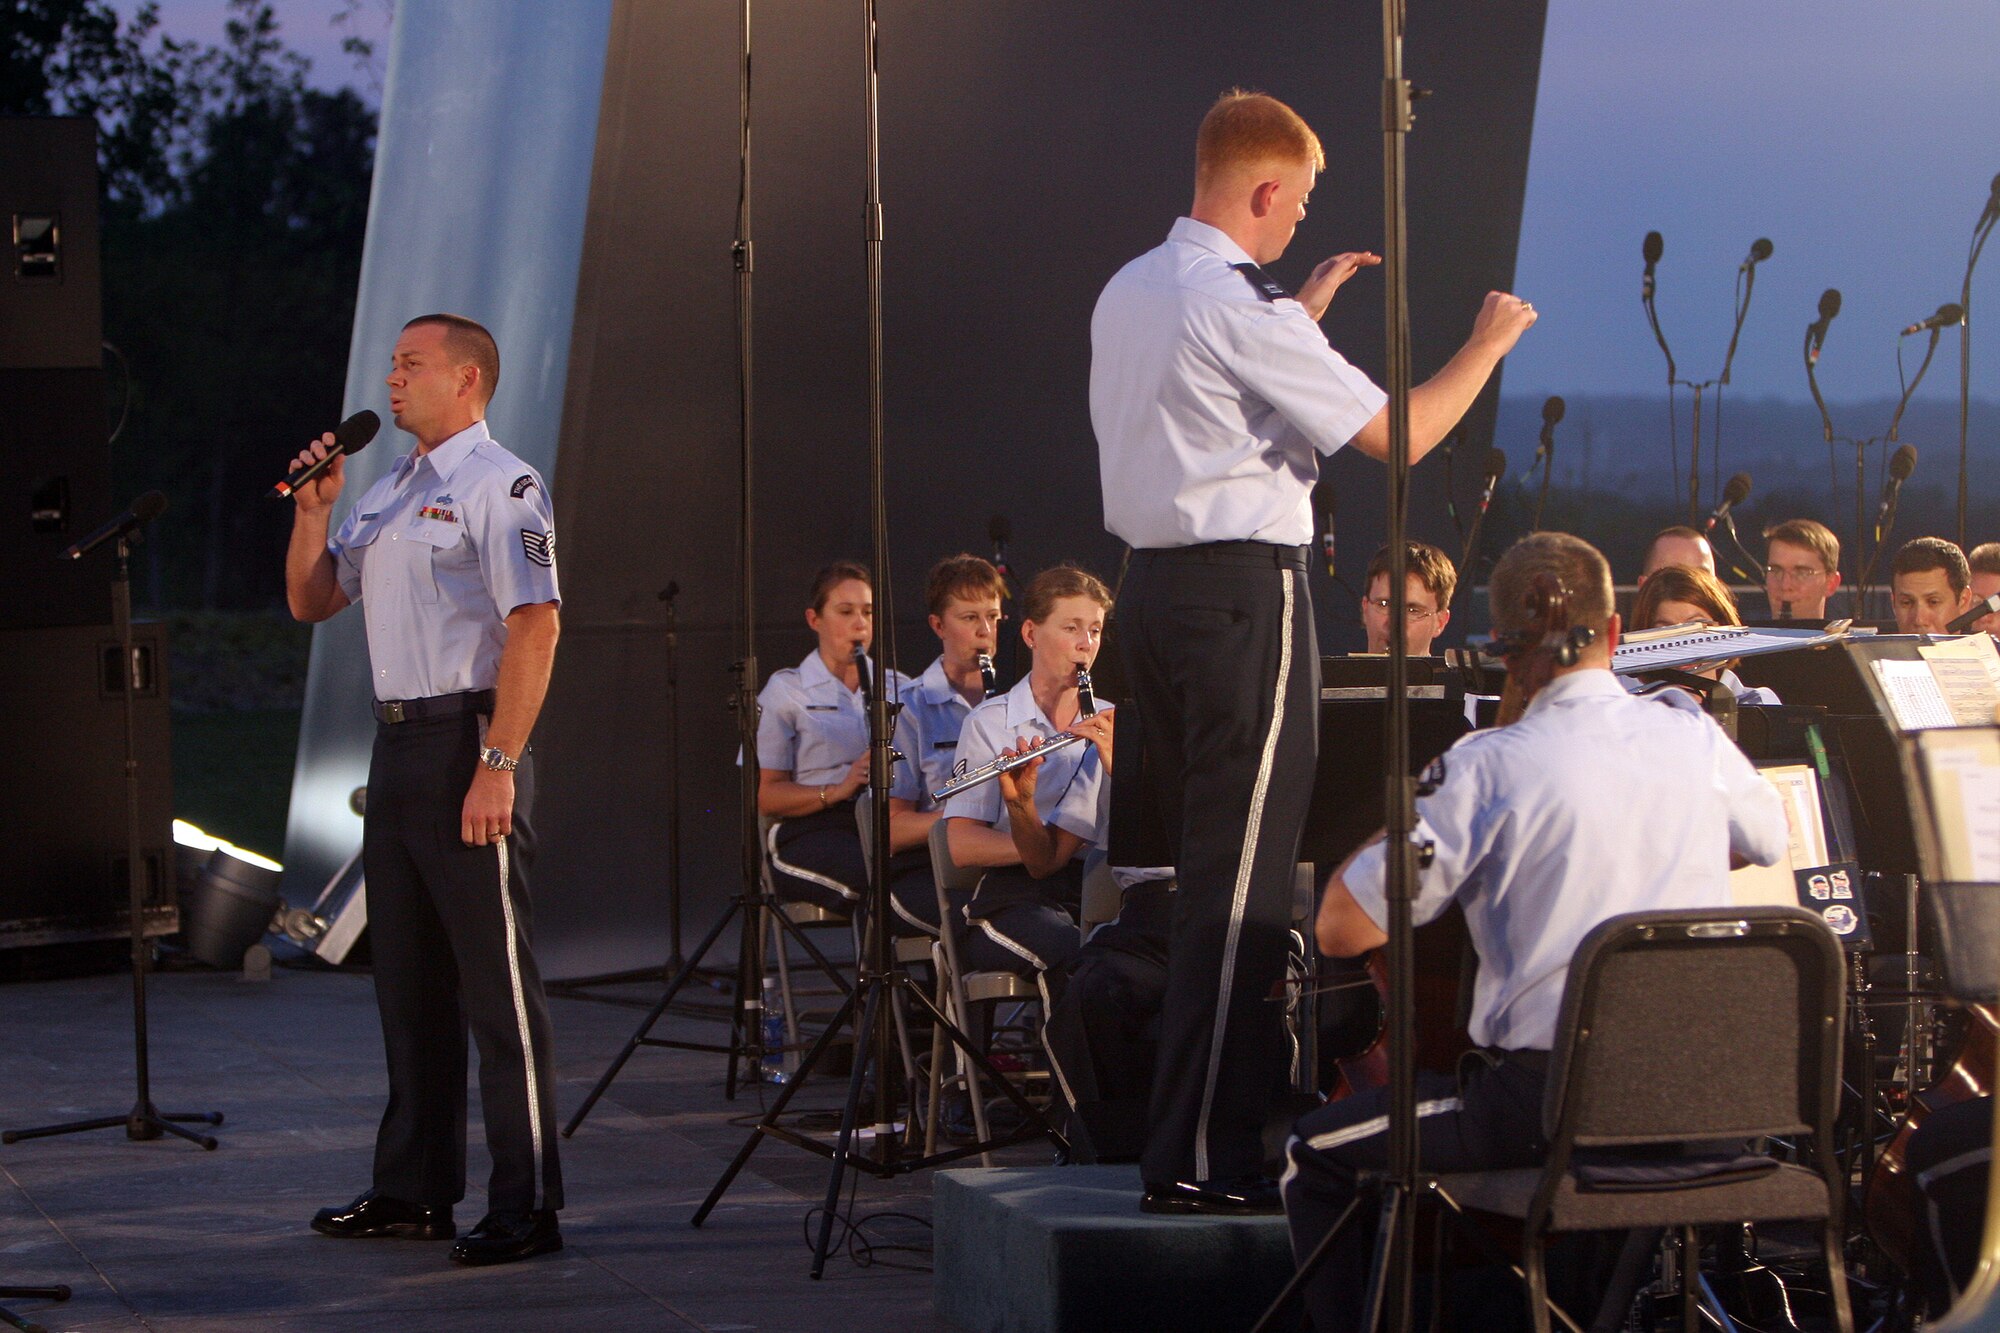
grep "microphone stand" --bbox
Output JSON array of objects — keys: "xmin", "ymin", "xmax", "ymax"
[
  {"xmin": 1856, "ymin": 340, "xmax": 1940, "ymax": 603},
  {"xmin": 1957, "ymin": 199, "xmax": 1996, "ymax": 546},
  {"xmin": 5, "ymin": 525, "xmax": 222, "ymax": 1152},
  {"xmin": 1712, "ymin": 260, "xmax": 1761, "ymax": 515},
  {"xmin": 563, "ymin": 0, "xmax": 852, "ymax": 1134},
  {"xmin": 693, "ymin": 3, "xmax": 1064, "ymax": 1276}
]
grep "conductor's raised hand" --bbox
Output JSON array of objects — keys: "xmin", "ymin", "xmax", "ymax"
[
  {"xmin": 288, "ymin": 431, "xmax": 345, "ymax": 514},
  {"xmin": 1296, "ymin": 251, "xmax": 1381, "ymax": 321},
  {"xmin": 1469, "ymin": 291, "xmax": 1538, "ymax": 359}
]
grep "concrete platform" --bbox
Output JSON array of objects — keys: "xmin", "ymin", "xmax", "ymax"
[{"xmin": 933, "ymin": 1166, "xmax": 1291, "ymax": 1333}]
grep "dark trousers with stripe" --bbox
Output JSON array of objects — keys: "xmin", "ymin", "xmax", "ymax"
[
  {"xmin": 1282, "ymin": 1057, "xmax": 1548, "ymax": 1333},
  {"xmin": 363, "ymin": 712, "xmax": 563, "ymax": 1215},
  {"xmin": 1121, "ymin": 542, "xmax": 1319, "ymax": 1187}
]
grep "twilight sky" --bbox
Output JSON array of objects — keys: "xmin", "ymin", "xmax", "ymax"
[{"xmin": 139, "ymin": 1, "xmax": 2000, "ymax": 409}]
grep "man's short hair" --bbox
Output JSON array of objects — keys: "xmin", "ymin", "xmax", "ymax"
[
  {"xmin": 1762, "ymin": 518, "xmax": 1840, "ymax": 574},
  {"xmin": 403, "ymin": 313, "xmax": 501, "ymax": 405},
  {"xmin": 1365, "ymin": 541, "xmax": 1457, "ymax": 610},
  {"xmin": 1891, "ymin": 537, "xmax": 1970, "ymax": 594},
  {"xmin": 808, "ymin": 560, "xmax": 872, "ymax": 612},
  {"xmin": 1969, "ymin": 541, "xmax": 2000, "ymax": 577},
  {"xmin": 1195, "ymin": 90, "xmax": 1324, "ymax": 193},
  {"xmin": 925, "ymin": 554, "xmax": 1006, "ymax": 617},
  {"xmin": 1021, "ymin": 565, "xmax": 1112, "ymax": 624},
  {"xmin": 1488, "ymin": 532, "xmax": 1615, "ymax": 642},
  {"xmin": 1643, "ymin": 524, "xmax": 1708, "ymax": 567}
]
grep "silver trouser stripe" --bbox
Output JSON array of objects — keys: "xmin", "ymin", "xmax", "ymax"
[
  {"xmin": 766, "ymin": 821, "xmax": 860, "ymax": 900},
  {"xmin": 495, "ymin": 839, "xmax": 546, "ymax": 1211},
  {"xmin": 975, "ymin": 917, "xmax": 1049, "ymax": 972},
  {"xmin": 1193, "ymin": 567, "xmax": 1295, "ymax": 1182},
  {"xmin": 1304, "ymin": 1097, "xmax": 1464, "ymax": 1154}
]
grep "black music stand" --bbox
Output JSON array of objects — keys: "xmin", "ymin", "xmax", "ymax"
[{"xmin": 0, "ymin": 1282, "xmax": 69, "ymax": 1333}]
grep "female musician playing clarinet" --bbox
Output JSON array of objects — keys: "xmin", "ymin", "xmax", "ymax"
[
  {"xmin": 943, "ymin": 566, "xmax": 1116, "ymax": 979},
  {"xmin": 755, "ymin": 561, "xmax": 912, "ymax": 913}
]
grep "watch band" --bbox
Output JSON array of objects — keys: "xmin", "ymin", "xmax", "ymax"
[{"xmin": 479, "ymin": 746, "xmax": 519, "ymax": 772}]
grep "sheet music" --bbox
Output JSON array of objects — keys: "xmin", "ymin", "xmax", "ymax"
[
  {"xmin": 1918, "ymin": 728, "xmax": 2000, "ymax": 880},
  {"xmin": 1763, "ymin": 764, "xmax": 1830, "ymax": 868},
  {"xmin": 1919, "ymin": 634, "xmax": 2000, "ymax": 728},
  {"xmin": 1871, "ymin": 658, "xmax": 1958, "ymax": 731},
  {"xmin": 1612, "ymin": 624, "xmax": 1836, "ymax": 675}
]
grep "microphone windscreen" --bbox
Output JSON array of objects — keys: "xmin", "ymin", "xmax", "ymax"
[
  {"xmin": 1541, "ymin": 395, "xmax": 1566, "ymax": 426},
  {"xmin": 988, "ymin": 514, "xmax": 1011, "ymax": 543},
  {"xmin": 1484, "ymin": 447, "xmax": 1508, "ymax": 481},
  {"xmin": 134, "ymin": 490, "xmax": 168, "ymax": 522},
  {"xmin": 1723, "ymin": 472, "xmax": 1753, "ymax": 505},
  {"xmin": 1818, "ymin": 288, "xmax": 1843, "ymax": 322},
  {"xmin": 334, "ymin": 410, "xmax": 381, "ymax": 456},
  {"xmin": 1643, "ymin": 231, "xmax": 1663, "ymax": 265},
  {"xmin": 1749, "ymin": 237, "xmax": 1774, "ymax": 263},
  {"xmin": 1889, "ymin": 444, "xmax": 1917, "ymax": 480}
]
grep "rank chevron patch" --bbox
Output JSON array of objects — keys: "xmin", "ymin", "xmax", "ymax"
[{"xmin": 520, "ymin": 529, "xmax": 555, "ymax": 567}]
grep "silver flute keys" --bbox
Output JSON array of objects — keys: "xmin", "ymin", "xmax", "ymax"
[{"xmin": 929, "ymin": 663, "xmax": 1096, "ymax": 803}]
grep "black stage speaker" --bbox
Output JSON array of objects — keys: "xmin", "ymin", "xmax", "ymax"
[
  {"xmin": 0, "ymin": 621, "xmax": 176, "ymax": 950},
  {"xmin": 1, "ymin": 367, "xmax": 114, "ymax": 627},
  {"xmin": 0, "ymin": 117, "xmax": 102, "ymax": 370}
]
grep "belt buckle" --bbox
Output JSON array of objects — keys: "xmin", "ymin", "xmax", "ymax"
[{"xmin": 382, "ymin": 700, "xmax": 407, "ymax": 725}]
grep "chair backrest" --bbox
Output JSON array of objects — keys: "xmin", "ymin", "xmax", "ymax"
[
  {"xmin": 928, "ymin": 817, "xmax": 983, "ymax": 897},
  {"xmin": 1542, "ymin": 906, "xmax": 1844, "ymax": 1150},
  {"xmin": 1078, "ymin": 855, "xmax": 1122, "ymax": 939}
]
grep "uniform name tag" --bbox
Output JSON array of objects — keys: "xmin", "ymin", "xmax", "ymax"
[
  {"xmin": 932, "ymin": 741, "xmax": 957, "ymax": 750},
  {"xmin": 805, "ymin": 704, "xmax": 838, "ymax": 711}
]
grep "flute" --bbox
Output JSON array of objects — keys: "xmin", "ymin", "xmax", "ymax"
[{"xmin": 930, "ymin": 665, "xmax": 1095, "ymax": 803}]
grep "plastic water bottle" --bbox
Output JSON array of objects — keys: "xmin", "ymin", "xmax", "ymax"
[{"xmin": 761, "ymin": 974, "xmax": 789, "ymax": 1084}]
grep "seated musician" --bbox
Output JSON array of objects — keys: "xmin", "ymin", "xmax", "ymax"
[
  {"xmin": 1965, "ymin": 540, "xmax": 2000, "ymax": 635},
  {"xmin": 1890, "ymin": 537, "xmax": 1976, "ymax": 635},
  {"xmin": 1282, "ymin": 532, "xmax": 1789, "ymax": 1333},
  {"xmin": 1359, "ymin": 540, "xmax": 1454, "ymax": 656},
  {"xmin": 755, "ymin": 561, "xmax": 912, "ymax": 912},
  {"xmin": 1629, "ymin": 562, "xmax": 1782, "ymax": 705},
  {"xmin": 943, "ymin": 566, "xmax": 1114, "ymax": 980},
  {"xmin": 1762, "ymin": 518, "xmax": 1843, "ymax": 621},
  {"xmin": 884, "ymin": 554, "xmax": 1006, "ymax": 936},
  {"xmin": 1637, "ymin": 524, "xmax": 1715, "ymax": 586}
]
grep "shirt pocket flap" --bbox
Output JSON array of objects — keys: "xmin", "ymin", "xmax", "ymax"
[{"xmin": 406, "ymin": 517, "xmax": 465, "ymax": 548}]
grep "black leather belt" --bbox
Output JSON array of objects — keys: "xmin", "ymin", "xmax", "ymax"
[
  {"xmin": 373, "ymin": 689, "xmax": 496, "ymax": 725},
  {"xmin": 1133, "ymin": 541, "xmax": 1309, "ymax": 570}
]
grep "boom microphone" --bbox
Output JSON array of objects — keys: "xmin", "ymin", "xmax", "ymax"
[
  {"xmin": 1477, "ymin": 448, "xmax": 1507, "ymax": 515},
  {"xmin": 268, "ymin": 411, "xmax": 381, "ymax": 500},
  {"xmin": 1537, "ymin": 395, "xmax": 1565, "ymax": 455},
  {"xmin": 1808, "ymin": 288, "xmax": 1842, "ymax": 365},
  {"xmin": 1704, "ymin": 472, "xmax": 1753, "ymax": 533},
  {"xmin": 1642, "ymin": 231, "xmax": 1663, "ymax": 301},
  {"xmin": 1741, "ymin": 237, "xmax": 1774, "ymax": 270},
  {"xmin": 988, "ymin": 513, "xmax": 1012, "ymax": 582},
  {"xmin": 1875, "ymin": 444, "xmax": 1917, "ymax": 527},
  {"xmin": 63, "ymin": 491, "xmax": 167, "ymax": 560},
  {"xmin": 1901, "ymin": 303, "xmax": 1965, "ymax": 336}
]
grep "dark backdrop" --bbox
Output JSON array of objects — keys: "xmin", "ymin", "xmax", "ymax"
[{"xmin": 533, "ymin": 0, "xmax": 1547, "ymax": 978}]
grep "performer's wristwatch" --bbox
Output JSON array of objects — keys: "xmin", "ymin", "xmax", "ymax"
[{"xmin": 479, "ymin": 746, "xmax": 520, "ymax": 773}]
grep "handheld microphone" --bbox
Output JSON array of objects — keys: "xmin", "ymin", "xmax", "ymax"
[
  {"xmin": 1740, "ymin": 237, "xmax": 1774, "ymax": 271},
  {"xmin": 1476, "ymin": 448, "xmax": 1507, "ymax": 514},
  {"xmin": 1074, "ymin": 665, "xmax": 1097, "ymax": 718},
  {"xmin": 1808, "ymin": 288, "xmax": 1842, "ymax": 365},
  {"xmin": 268, "ymin": 411, "xmax": 381, "ymax": 500},
  {"xmin": 1901, "ymin": 303, "xmax": 1965, "ymax": 337},
  {"xmin": 1704, "ymin": 472, "xmax": 1753, "ymax": 533},
  {"xmin": 977, "ymin": 651, "xmax": 997, "ymax": 698},
  {"xmin": 1642, "ymin": 231, "xmax": 1663, "ymax": 301},
  {"xmin": 1875, "ymin": 445, "xmax": 1917, "ymax": 527},
  {"xmin": 1947, "ymin": 593, "xmax": 2000, "ymax": 635},
  {"xmin": 62, "ymin": 491, "xmax": 167, "ymax": 560}
]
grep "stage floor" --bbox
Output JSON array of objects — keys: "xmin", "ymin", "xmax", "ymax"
[{"xmin": 0, "ymin": 961, "xmax": 1014, "ymax": 1331}]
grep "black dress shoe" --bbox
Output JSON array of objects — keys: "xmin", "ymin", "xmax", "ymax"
[
  {"xmin": 311, "ymin": 1190, "xmax": 455, "ymax": 1239},
  {"xmin": 449, "ymin": 1209, "xmax": 562, "ymax": 1267},
  {"xmin": 1140, "ymin": 1177, "xmax": 1284, "ymax": 1216}
]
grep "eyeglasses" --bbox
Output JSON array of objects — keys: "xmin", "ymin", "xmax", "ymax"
[
  {"xmin": 1368, "ymin": 597, "xmax": 1441, "ymax": 622},
  {"xmin": 1766, "ymin": 565, "xmax": 1831, "ymax": 586}
]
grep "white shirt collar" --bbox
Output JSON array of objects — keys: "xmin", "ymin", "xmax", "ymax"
[
  {"xmin": 1169, "ymin": 215, "xmax": 1257, "ymax": 268},
  {"xmin": 1522, "ymin": 667, "xmax": 1627, "ymax": 719}
]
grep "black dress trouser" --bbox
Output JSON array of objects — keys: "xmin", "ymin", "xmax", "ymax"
[
  {"xmin": 363, "ymin": 710, "xmax": 563, "ymax": 1214},
  {"xmin": 1120, "ymin": 542, "xmax": 1319, "ymax": 1187}
]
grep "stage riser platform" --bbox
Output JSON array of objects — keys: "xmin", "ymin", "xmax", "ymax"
[{"xmin": 933, "ymin": 1165, "xmax": 1292, "ymax": 1333}]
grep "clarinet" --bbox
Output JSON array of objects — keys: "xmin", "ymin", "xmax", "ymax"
[
  {"xmin": 853, "ymin": 642, "xmax": 872, "ymax": 708},
  {"xmin": 977, "ymin": 651, "xmax": 998, "ymax": 698}
]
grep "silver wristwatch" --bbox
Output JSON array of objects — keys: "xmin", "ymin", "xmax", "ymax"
[{"xmin": 478, "ymin": 746, "xmax": 519, "ymax": 773}]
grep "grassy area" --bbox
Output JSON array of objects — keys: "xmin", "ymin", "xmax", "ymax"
[{"xmin": 170, "ymin": 708, "xmax": 302, "ymax": 860}]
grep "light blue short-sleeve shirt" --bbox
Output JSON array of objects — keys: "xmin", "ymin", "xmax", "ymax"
[
  {"xmin": 1343, "ymin": 669, "xmax": 1789, "ymax": 1051},
  {"xmin": 941, "ymin": 675, "xmax": 1105, "ymax": 849},
  {"xmin": 890, "ymin": 655, "xmax": 981, "ymax": 810},
  {"xmin": 327, "ymin": 420, "xmax": 560, "ymax": 702},
  {"xmin": 754, "ymin": 650, "xmax": 912, "ymax": 787},
  {"xmin": 1092, "ymin": 217, "xmax": 1389, "ymax": 549}
]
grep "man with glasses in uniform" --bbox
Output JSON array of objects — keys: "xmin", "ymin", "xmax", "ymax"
[
  {"xmin": 285, "ymin": 313, "xmax": 566, "ymax": 1267},
  {"xmin": 1360, "ymin": 540, "xmax": 1455, "ymax": 657},
  {"xmin": 1761, "ymin": 518, "xmax": 1842, "ymax": 622}
]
